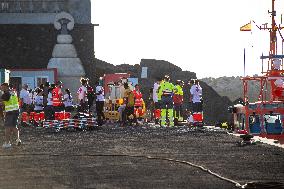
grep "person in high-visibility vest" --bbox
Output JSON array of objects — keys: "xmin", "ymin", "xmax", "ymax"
[
  {"xmin": 173, "ymin": 80, "xmax": 184, "ymax": 124},
  {"xmin": 158, "ymin": 75, "xmax": 175, "ymax": 127},
  {"xmin": 0, "ymin": 83, "xmax": 21, "ymax": 148},
  {"xmin": 52, "ymin": 81, "xmax": 63, "ymax": 112}
]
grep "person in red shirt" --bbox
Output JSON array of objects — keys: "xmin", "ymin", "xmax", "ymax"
[
  {"xmin": 133, "ymin": 84, "xmax": 144, "ymax": 122},
  {"xmin": 52, "ymin": 81, "xmax": 63, "ymax": 112}
]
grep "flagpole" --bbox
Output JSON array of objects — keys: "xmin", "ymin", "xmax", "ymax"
[{"xmin": 244, "ymin": 48, "xmax": 246, "ymax": 77}]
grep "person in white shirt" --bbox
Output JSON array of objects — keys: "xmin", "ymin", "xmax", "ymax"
[
  {"xmin": 34, "ymin": 89, "xmax": 44, "ymax": 113},
  {"xmin": 153, "ymin": 78, "xmax": 162, "ymax": 123},
  {"xmin": 77, "ymin": 78, "xmax": 88, "ymax": 112},
  {"xmin": 186, "ymin": 111, "xmax": 194, "ymax": 126},
  {"xmin": 153, "ymin": 78, "xmax": 161, "ymax": 105},
  {"xmin": 190, "ymin": 79, "xmax": 203, "ymax": 113},
  {"xmin": 63, "ymin": 88, "xmax": 74, "ymax": 112},
  {"xmin": 44, "ymin": 87, "xmax": 54, "ymax": 120},
  {"xmin": 20, "ymin": 84, "xmax": 32, "ymax": 112},
  {"xmin": 96, "ymin": 79, "xmax": 105, "ymax": 126}
]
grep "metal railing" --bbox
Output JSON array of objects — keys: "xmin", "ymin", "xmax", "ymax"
[{"xmin": 0, "ymin": 0, "xmax": 66, "ymax": 13}]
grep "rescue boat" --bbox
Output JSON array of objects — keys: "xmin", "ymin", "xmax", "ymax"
[{"xmin": 231, "ymin": 0, "xmax": 284, "ymax": 144}]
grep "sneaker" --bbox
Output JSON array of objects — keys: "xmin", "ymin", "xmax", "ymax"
[
  {"xmin": 2, "ymin": 143, "xmax": 12, "ymax": 149},
  {"xmin": 16, "ymin": 139, "xmax": 22, "ymax": 146}
]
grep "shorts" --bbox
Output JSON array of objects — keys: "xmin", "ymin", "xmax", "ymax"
[{"xmin": 4, "ymin": 110, "xmax": 19, "ymax": 128}]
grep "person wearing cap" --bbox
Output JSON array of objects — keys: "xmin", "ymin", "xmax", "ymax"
[
  {"xmin": 44, "ymin": 86, "xmax": 55, "ymax": 120},
  {"xmin": 19, "ymin": 83, "xmax": 32, "ymax": 113},
  {"xmin": 95, "ymin": 78, "xmax": 105, "ymax": 126},
  {"xmin": 34, "ymin": 89, "xmax": 44, "ymax": 113},
  {"xmin": 43, "ymin": 81, "xmax": 50, "ymax": 107},
  {"xmin": 173, "ymin": 80, "xmax": 184, "ymax": 124},
  {"xmin": 153, "ymin": 77, "xmax": 162, "ymax": 124},
  {"xmin": 158, "ymin": 75, "xmax": 175, "ymax": 127},
  {"xmin": 133, "ymin": 84, "xmax": 144, "ymax": 124},
  {"xmin": 63, "ymin": 88, "xmax": 74, "ymax": 112},
  {"xmin": 121, "ymin": 82, "xmax": 135, "ymax": 127},
  {"xmin": 85, "ymin": 78, "xmax": 95, "ymax": 113},
  {"xmin": 0, "ymin": 83, "xmax": 21, "ymax": 148},
  {"xmin": 190, "ymin": 79, "xmax": 203, "ymax": 113},
  {"xmin": 77, "ymin": 78, "xmax": 88, "ymax": 112},
  {"xmin": 52, "ymin": 81, "xmax": 63, "ymax": 112}
]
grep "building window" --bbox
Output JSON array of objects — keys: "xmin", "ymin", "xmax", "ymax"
[{"xmin": 37, "ymin": 77, "xmax": 48, "ymax": 87}]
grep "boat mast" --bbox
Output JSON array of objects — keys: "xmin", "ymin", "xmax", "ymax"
[{"xmin": 269, "ymin": 0, "xmax": 277, "ymax": 71}]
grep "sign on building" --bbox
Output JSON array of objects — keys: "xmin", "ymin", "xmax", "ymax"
[{"xmin": 141, "ymin": 67, "xmax": 148, "ymax": 78}]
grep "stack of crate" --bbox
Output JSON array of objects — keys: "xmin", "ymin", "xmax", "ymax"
[{"xmin": 104, "ymin": 99, "xmax": 120, "ymax": 121}]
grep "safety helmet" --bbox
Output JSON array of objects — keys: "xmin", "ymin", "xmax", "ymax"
[
  {"xmin": 164, "ymin": 75, "xmax": 170, "ymax": 81},
  {"xmin": 176, "ymin": 80, "xmax": 182, "ymax": 85}
]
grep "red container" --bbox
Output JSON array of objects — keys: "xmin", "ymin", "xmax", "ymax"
[
  {"xmin": 59, "ymin": 112, "xmax": 65, "ymax": 120},
  {"xmin": 22, "ymin": 112, "xmax": 28, "ymax": 122},
  {"xmin": 39, "ymin": 112, "xmax": 45, "ymax": 121},
  {"xmin": 64, "ymin": 112, "xmax": 71, "ymax": 119},
  {"xmin": 154, "ymin": 109, "xmax": 161, "ymax": 119},
  {"xmin": 33, "ymin": 113, "xmax": 40, "ymax": 121},
  {"xmin": 193, "ymin": 113, "xmax": 203, "ymax": 122},
  {"xmin": 54, "ymin": 112, "xmax": 60, "ymax": 120},
  {"xmin": 29, "ymin": 112, "xmax": 35, "ymax": 120},
  {"xmin": 237, "ymin": 129, "xmax": 248, "ymax": 134}
]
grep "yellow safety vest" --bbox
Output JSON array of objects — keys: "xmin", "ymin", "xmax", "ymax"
[
  {"xmin": 175, "ymin": 85, "xmax": 183, "ymax": 95},
  {"xmin": 3, "ymin": 92, "xmax": 19, "ymax": 112},
  {"xmin": 158, "ymin": 81, "xmax": 175, "ymax": 97}
]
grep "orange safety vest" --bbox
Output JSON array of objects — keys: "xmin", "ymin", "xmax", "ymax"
[
  {"xmin": 133, "ymin": 90, "xmax": 143, "ymax": 107},
  {"xmin": 52, "ymin": 87, "xmax": 63, "ymax": 107}
]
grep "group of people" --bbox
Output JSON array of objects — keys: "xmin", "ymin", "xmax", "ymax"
[
  {"xmin": 118, "ymin": 82, "xmax": 144, "ymax": 127},
  {"xmin": 151, "ymin": 75, "xmax": 203, "ymax": 127},
  {"xmin": 0, "ymin": 74, "xmax": 203, "ymax": 148},
  {"xmin": 117, "ymin": 75, "xmax": 203, "ymax": 127},
  {"xmin": 0, "ymin": 77, "xmax": 106, "ymax": 148},
  {"xmin": 19, "ymin": 81, "xmax": 74, "ymax": 120}
]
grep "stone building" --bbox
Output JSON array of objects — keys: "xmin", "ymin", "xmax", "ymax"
[{"xmin": 0, "ymin": 0, "xmax": 94, "ymax": 94}]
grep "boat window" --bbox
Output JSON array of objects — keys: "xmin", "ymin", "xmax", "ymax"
[
  {"xmin": 263, "ymin": 103, "xmax": 280, "ymax": 109},
  {"xmin": 264, "ymin": 114, "xmax": 281, "ymax": 124},
  {"xmin": 248, "ymin": 104, "xmax": 257, "ymax": 110},
  {"xmin": 235, "ymin": 113, "xmax": 246, "ymax": 130},
  {"xmin": 249, "ymin": 114, "xmax": 260, "ymax": 125}
]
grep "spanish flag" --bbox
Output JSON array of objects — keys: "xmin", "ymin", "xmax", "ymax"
[{"xmin": 240, "ymin": 22, "xmax": 251, "ymax": 31}]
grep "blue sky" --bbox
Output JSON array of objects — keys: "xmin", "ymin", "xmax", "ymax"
[{"xmin": 91, "ymin": 0, "xmax": 284, "ymax": 78}]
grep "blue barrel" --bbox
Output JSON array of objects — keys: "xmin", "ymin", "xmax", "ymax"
[
  {"xmin": 249, "ymin": 122, "xmax": 261, "ymax": 134},
  {"xmin": 266, "ymin": 121, "xmax": 283, "ymax": 134}
]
